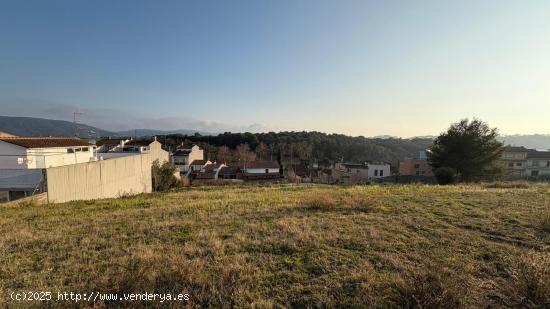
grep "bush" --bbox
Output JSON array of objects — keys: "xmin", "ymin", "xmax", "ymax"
[
  {"xmin": 434, "ymin": 167, "xmax": 458, "ymax": 185},
  {"xmin": 151, "ymin": 160, "xmax": 180, "ymax": 192}
]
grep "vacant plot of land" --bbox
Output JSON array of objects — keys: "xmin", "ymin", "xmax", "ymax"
[{"xmin": 0, "ymin": 184, "xmax": 549, "ymax": 308}]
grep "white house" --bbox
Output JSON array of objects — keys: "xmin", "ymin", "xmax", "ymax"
[
  {"xmin": 332, "ymin": 161, "xmax": 391, "ymax": 184},
  {"xmin": 240, "ymin": 161, "xmax": 280, "ymax": 180},
  {"xmin": 0, "ymin": 137, "xmax": 96, "ymax": 169},
  {"xmin": 95, "ymin": 138, "xmax": 131, "ymax": 152},
  {"xmin": 172, "ymin": 145, "xmax": 204, "ymax": 172},
  {"xmin": 366, "ymin": 162, "xmax": 391, "ymax": 180}
]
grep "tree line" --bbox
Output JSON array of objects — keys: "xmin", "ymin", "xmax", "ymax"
[{"xmin": 158, "ymin": 131, "xmax": 434, "ymax": 168}]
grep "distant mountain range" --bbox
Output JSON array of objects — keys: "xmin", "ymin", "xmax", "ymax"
[
  {"xmin": 0, "ymin": 116, "xmax": 210, "ymax": 138},
  {"xmin": 0, "ymin": 116, "xmax": 115, "ymax": 138},
  {"xmin": 498, "ymin": 134, "xmax": 550, "ymax": 150},
  {"xmin": 1, "ymin": 115, "xmax": 549, "ymax": 149},
  {"xmin": 116, "ymin": 128, "xmax": 212, "ymax": 137}
]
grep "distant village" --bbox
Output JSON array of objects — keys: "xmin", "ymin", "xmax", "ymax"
[{"xmin": 1, "ymin": 130, "xmax": 549, "ymax": 204}]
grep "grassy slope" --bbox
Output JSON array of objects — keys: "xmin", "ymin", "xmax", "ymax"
[{"xmin": 0, "ymin": 184, "xmax": 549, "ymax": 308}]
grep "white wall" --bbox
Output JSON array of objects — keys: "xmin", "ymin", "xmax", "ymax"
[
  {"xmin": 367, "ymin": 164, "xmax": 390, "ymax": 179},
  {"xmin": 0, "ymin": 141, "xmax": 27, "ymax": 169},
  {"xmin": 27, "ymin": 146, "xmax": 96, "ymax": 168},
  {"xmin": 46, "ymin": 142, "xmax": 169, "ymax": 203},
  {"xmin": 245, "ymin": 168, "xmax": 279, "ymax": 174}
]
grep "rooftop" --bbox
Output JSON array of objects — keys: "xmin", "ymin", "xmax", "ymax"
[
  {"xmin": 239, "ymin": 161, "xmax": 280, "ymax": 169},
  {"xmin": 190, "ymin": 160, "xmax": 208, "ymax": 166},
  {"xmin": 503, "ymin": 146, "xmax": 529, "ymax": 152},
  {"xmin": 526, "ymin": 149, "xmax": 550, "ymax": 159}
]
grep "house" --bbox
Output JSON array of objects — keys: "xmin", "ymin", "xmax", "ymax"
[
  {"xmin": 526, "ymin": 149, "xmax": 550, "ymax": 179},
  {"xmin": 195, "ymin": 163, "xmax": 227, "ymax": 180},
  {"xmin": 333, "ymin": 163, "xmax": 370, "ymax": 184},
  {"xmin": 399, "ymin": 151, "xmax": 434, "ymax": 177},
  {"xmin": 96, "ymin": 138, "xmax": 153, "ymax": 154},
  {"xmin": 500, "ymin": 146, "xmax": 550, "ymax": 180},
  {"xmin": 171, "ymin": 145, "xmax": 204, "ymax": 173},
  {"xmin": 95, "ymin": 138, "xmax": 131, "ymax": 152},
  {"xmin": 332, "ymin": 162, "xmax": 391, "ymax": 184},
  {"xmin": 500, "ymin": 146, "xmax": 529, "ymax": 179},
  {"xmin": 0, "ymin": 137, "xmax": 96, "ymax": 169},
  {"xmin": 367, "ymin": 162, "xmax": 391, "ymax": 179},
  {"xmin": 189, "ymin": 160, "xmax": 212, "ymax": 173},
  {"xmin": 240, "ymin": 161, "xmax": 280, "ymax": 180},
  {"xmin": 218, "ymin": 166, "xmax": 240, "ymax": 180}
]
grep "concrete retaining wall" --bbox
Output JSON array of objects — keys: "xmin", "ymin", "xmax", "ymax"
[{"xmin": 46, "ymin": 141, "xmax": 169, "ymax": 203}]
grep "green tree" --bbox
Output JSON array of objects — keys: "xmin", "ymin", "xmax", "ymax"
[
  {"xmin": 151, "ymin": 160, "xmax": 180, "ymax": 191},
  {"xmin": 428, "ymin": 119, "xmax": 503, "ymax": 182}
]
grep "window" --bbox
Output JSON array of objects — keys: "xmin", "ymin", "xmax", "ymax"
[
  {"xmin": 531, "ymin": 170, "xmax": 539, "ymax": 177},
  {"xmin": 508, "ymin": 163, "xmax": 514, "ymax": 167},
  {"xmin": 265, "ymin": 169, "xmax": 269, "ymax": 174},
  {"xmin": 75, "ymin": 148, "xmax": 82, "ymax": 152},
  {"xmin": 380, "ymin": 170, "xmax": 384, "ymax": 177},
  {"xmin": 516, "ymin": 163, "xmax": 522, "ymax": 167},
  {"xmin": 547, "ymin": 161, "xmax": 550, "ymax": 167},
  {"xmin": 532, "ymin": 160, "xmax": 540, "ymax": 167},
  {"xmin": 67, "ymin": 148, "xmax": 74, "ymax": 153},
  {"xmin": 416, "ymin": 171, "xmax": 420, "ymax": 175},
  {"xmin": 82, "ymin": 147, "xmax": 89, "ymax": 152},
  {"xmin": 414, "ymin": 164, "xmax": 420, "ymax": 168},
  {"xmin": 374, "ymin": 170, "xmax": 378, "ymax": 176}
]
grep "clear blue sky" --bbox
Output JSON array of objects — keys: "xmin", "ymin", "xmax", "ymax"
[{"xmin": 1, "ymin": 0, "xmax": 549, "ymax": 136}]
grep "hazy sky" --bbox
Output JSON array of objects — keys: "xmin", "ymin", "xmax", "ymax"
[{"xmin": 1, "ymin": 0, "xmax": 549, "ymax": 136}]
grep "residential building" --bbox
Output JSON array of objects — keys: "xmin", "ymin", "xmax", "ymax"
[
  {"xmin": 500, "ymin": 146, "xmax": 528, "ymax": 179},
  {"xmin": 500, "ymin": 146, "xmax": 550, "ymax": 179},
  {"xmin": 96, "ymin": 138, "xmax": 153, "ymax": 154},
  {"xmin": 367, "ymin": 162, "xmax": 391, "ymax": 179},
  {"xmin": 95, "ymin": 138, "xmax": 131, "ymax": 152},
  {"xmin": 333, "ymin": 162, "xmax": 370, "ymax": 184},
  {"xmin": 332, "ymin": 162, "xmax": 391, "ymax": 184},
  {"xmin": 171, "ymin": 145, "xmax": 204, "ymax": 172},
  {"xmin": 195, "ymin": 163, "xmax": 227, "ymax": 180},
  {"xmin": 189, "ymin": 160, "xmax": 212, "ymax": 173},
  {"xmin": 526, "ymin": 149, "xmax": 550, "ymax": 179},
  {"xmin": 399, "ymin": 151, "xmax": 434, "ymax": 177},
  {"xmin": 240, "ymin": 161, "xmax": 280, "ymax": 180},
  {"xmin": 218, "ymin": 166, "xmax": 240, "ymax": 180},
  {"xmin": 0, "ymin": 137, "xmax": 96, "ymax": 169}
]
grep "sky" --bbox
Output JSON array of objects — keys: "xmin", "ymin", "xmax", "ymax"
[{"xmin": 0, "ymin": 0, "xmax": 549, "ymax": 136}]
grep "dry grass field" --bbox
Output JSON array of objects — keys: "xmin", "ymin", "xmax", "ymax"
[{"xmin": 0, "ymin": 184, "xmax": 549, "ymax": 308}]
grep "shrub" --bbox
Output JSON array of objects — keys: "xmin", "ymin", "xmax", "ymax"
[
  {"xmin": 151, "ymin": 160, "xmax": 180, "ymax": 192},
  {"xmin": 302, "ymin": 192, "xmax": 338, "ymax": 209},
  {"xmin": 434, "ymin": 167, "xmax": 458, "ymax": 185}
]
